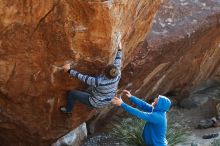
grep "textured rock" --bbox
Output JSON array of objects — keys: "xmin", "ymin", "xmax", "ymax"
[
  {"xmin": 0, "ymin": 0, "xmax": 162, "ymax": 145},
  {"xmin": 52, "ymin": 123, "xmax": 87, "ymax": 146},
  {"xmin": 89, "ymin": 0, "xmax": 220, "ymax": 139},
  {"xmin": 121, "ymin": 0, "xmax": 220, "ymax": 101},
  {"xmin": 1, "ymin": 0, "xmax": 220, "ymax": 145},
  {"xmin": 180, "ymin": 79, "xmax": 220, "ymax": 109}
]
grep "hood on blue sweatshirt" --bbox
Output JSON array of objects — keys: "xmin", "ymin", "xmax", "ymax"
[{"xmin": 154, "ymin": 95, "xmax": 171, "ymax": 112}]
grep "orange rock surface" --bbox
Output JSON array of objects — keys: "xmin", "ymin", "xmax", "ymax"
[{"xmin": 0, "ymin": 0, "xmax": 162, "ymax": 145}]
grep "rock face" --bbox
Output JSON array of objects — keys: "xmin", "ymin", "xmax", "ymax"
[
  {"xmin": 52, "ymin": 123, "xmax": 87, "ymax": 146},
  {"xmin": 0, "ymin": 0, "xmax": 162, "ymax": 145},
  {"xmin": 1, "ymin": 0, "xmax": 220, "ymax": 145},
  {"xmin": 180, "ymin": 79, "xmax": 220, "ymax": 108},
  {"xmin": 91, "ymin": 0, "xmax": 220, "ymax": 133},
  {"xmin": 122, "ymin": 0, "xmax": 220, "ymax": 101}
]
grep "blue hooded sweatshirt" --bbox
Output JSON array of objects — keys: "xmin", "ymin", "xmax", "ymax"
[{"xmin": 121, "ymin": 95, "xmax": 171, "ymax": 146}]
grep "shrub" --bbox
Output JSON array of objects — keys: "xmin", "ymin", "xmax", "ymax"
[
  {"xmin": 110, "ymin": 116, "xmax": 187, "ymax": 146},
  {"xmin": 167, "ymin": 117, "xmax": 187, "ymax": 146},
  {"xmin": 211, "ymin": 139, "xmax": 220, "ymax": 146},
  {"xmin": 111, "ymin": 117, "xmax": 145, "ymax": 146}
]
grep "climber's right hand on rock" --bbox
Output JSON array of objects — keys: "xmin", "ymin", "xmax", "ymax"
[
  {"xmin": 123, "ymin": 90, "xmax": 132, "ymax": 98},
  {"xmin": 63, "ymin": 63, "xmax": 71, "ymax": 72}
]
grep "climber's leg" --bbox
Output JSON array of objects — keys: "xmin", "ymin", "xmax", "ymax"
[{"xmin": 60, "ymin": 90, "xmax": 92, "ymax": 113}]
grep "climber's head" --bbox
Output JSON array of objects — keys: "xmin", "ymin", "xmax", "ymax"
[{"xmin": 104, "ymin": 64, "xmax": 119, "ymax": 79}]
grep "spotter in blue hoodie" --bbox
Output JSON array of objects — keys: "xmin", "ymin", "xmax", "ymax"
[{"xmin": 121, "ymin": 95, "xmax": 171, "ymax": 146}]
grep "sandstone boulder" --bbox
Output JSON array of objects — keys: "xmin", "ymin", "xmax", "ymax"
[{"xmin": 0, "ymin": 0, "xmax": 162, "ymax": 145}]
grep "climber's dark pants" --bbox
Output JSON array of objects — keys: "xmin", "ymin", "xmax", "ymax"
[{"xmin": 66, "ymin": 90, "xmax": 93, "ymax": 112}]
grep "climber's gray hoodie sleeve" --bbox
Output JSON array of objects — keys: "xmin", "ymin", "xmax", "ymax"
[
  {"xmin": 114, "ymin": 50, "xmax": 122, "ymax": 70},
  {"xmin": 68, "ymin": 69, "xmax": 99, "ymax": 87}
]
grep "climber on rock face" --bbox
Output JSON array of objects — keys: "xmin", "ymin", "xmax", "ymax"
[
  {"xmin": 112, "ymin": 90, "xmax": 171, "ymax": 146},
  {"xmin": 60, "ymin": 41, "xmax": 122, "ymax": 114}
]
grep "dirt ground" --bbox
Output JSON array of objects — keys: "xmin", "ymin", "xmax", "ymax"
[
  {"xmin": 169, "ymin": 107, "xmax": 220, "ymax": 146},
  {"xmin": 83, "ymin": 106, "xmax": 220, "ymax": 146}
]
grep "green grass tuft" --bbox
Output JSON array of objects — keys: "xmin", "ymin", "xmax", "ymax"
[
  {"xmin": 111, "ymin": 117, "xmax": 145, "ymax": 146},
  {"xmin": 211, "ymin": 139, "xmax": 220, "ymax": 146},
  {"xmin": 110, "ymin": 115, "xmax": 187, "ymax": 146}
]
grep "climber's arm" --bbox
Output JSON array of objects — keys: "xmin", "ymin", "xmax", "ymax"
[
  {"xmin": 63, "ymin": 63, "xmax": 99, "ymax": 87},
  {"xmin": 67, "ymin": 69, "xmax": 99, "ymax": 87},
  {"xmin": 114, "ymin": 49, "xmax": 122, "ymax": 70}
]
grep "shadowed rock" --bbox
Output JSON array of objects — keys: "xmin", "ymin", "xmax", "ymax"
[{"xmin": 181, "ymin": 79, "xmax": 220, "ymax": 108}]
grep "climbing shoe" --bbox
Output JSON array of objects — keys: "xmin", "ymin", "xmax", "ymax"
[{"xmin": 60, "ymin": 106, "xmax": 72, "ymax": 114}]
